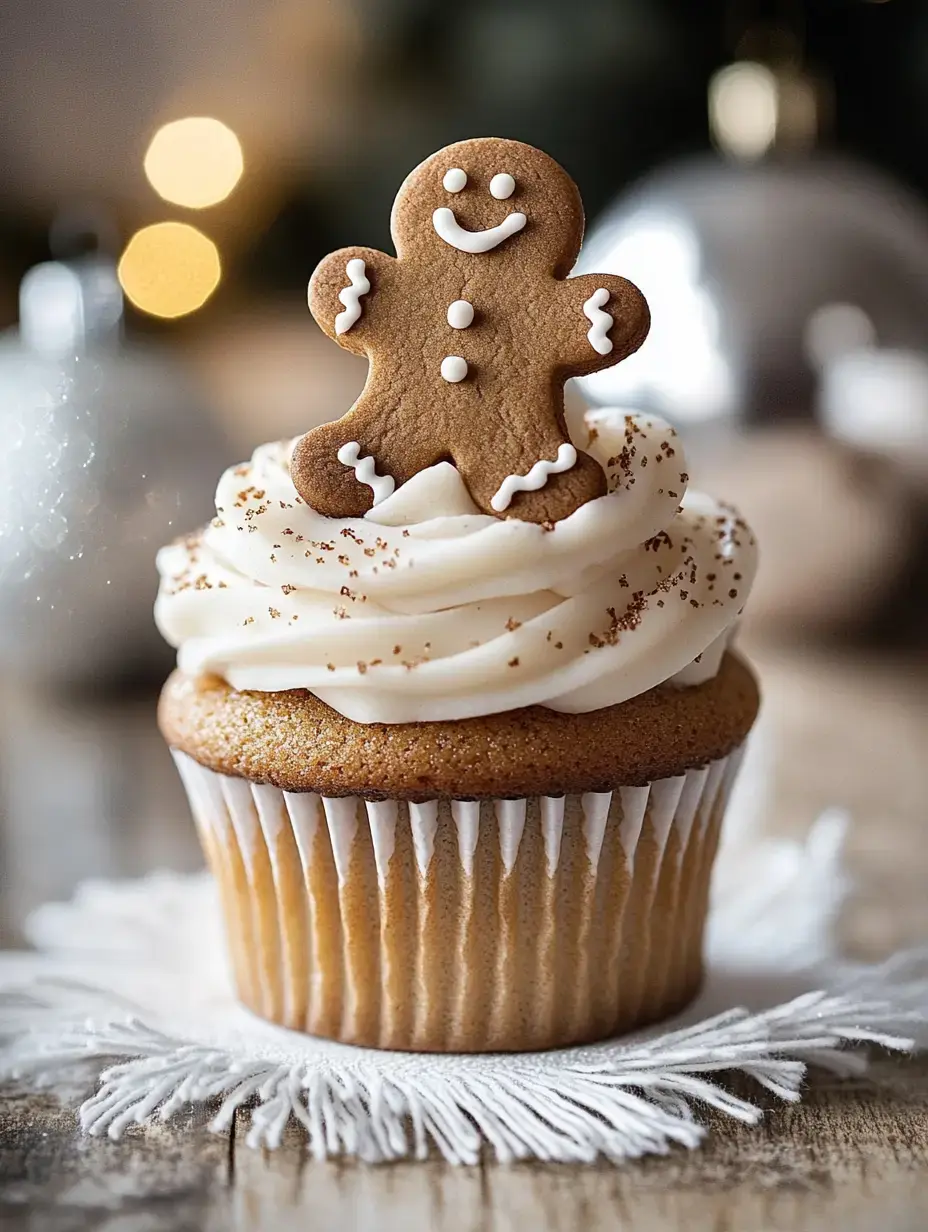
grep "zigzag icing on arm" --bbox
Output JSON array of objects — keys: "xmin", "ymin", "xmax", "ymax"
[
  {"xmin": 582, "ymin": 287, "xmax": 614, "ymax": 355},
  {"xmin": 490, "ymin": 443, "xmax": 577, "ymax": 513},
  {"xmin": 336, "ymin": 442, "xmax": 395, "ymax": 505},
  {"xmin": 334, "ymin": 259, "xmax": 371, "ymax": 335}
]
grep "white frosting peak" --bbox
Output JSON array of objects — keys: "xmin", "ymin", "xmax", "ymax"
[
  {"xmin": 156, "ymin": 412, "xmax": 757, "ymax": 724},
  {"xmin": 364, "ymin": 462, "xmax": 476, "ymax": 526}
]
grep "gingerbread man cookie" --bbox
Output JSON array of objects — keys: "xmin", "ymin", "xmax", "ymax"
[{"xmin": 291, "ymin": 137, "xmax": 649, "ymax": 523}]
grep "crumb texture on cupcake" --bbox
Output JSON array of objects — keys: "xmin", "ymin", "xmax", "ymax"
[{"xmin": 160, "ymin": 650, "xmax": 757, "ymax": 799}]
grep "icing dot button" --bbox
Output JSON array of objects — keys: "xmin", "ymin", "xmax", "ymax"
[
  {"xmin": 489, "ymin": 173, "xmax": 515, "ymax": 200},
  {"xmin": 443, "ymin": 168, "xmax": 467, "ymax": 192},
  {"xmin": 440, "ymin": 355, "xmax": 469, "ymax": 383},
  {"xmin": 447, "ymin": 299, "xmax": 475, "ymax": 329}
]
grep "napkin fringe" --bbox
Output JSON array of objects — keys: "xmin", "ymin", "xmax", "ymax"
[
  {"xmin": 2, "ymin": 804, "xmax": 927, "ymax": 1165},
  {"xmin": 2, "ymin": 960, "xmax": 927, "ymax": 1164}
]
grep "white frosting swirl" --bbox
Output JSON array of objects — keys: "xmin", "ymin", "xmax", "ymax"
[{"xmin": 155, "ymin": 412, "xmax": 756, "ymax": 724}]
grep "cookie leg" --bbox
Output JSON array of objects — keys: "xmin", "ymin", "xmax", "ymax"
[
  {"xmin": 290, "ymin": 419, "xmax": 395, "ymax": 518},
  {"xmin": 461, "ymin": 438, "xmax": 606, "ymax": 523}
]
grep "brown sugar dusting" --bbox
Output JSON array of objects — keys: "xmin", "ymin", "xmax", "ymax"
[
  {"xmin": 644, "ymin": 530, "xmax": 673, "ymax": 553},
  {"xmin": 587, "ymin": 592, "xmax": 648, "ymax": 649}
]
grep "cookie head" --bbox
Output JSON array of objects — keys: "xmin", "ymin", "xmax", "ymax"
[{"xmin": 390, "ymin": 137, "xmax": 585, "ymax": 276}]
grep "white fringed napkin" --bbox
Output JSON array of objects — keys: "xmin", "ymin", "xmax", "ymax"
[{"xmin": 1, "ymin": 801, "xmax": 927, "ymax": 1165}]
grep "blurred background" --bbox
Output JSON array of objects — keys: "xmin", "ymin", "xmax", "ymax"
[{"xmin": 0, "ymin": 0, "xmax": 926, "ymax": 947}]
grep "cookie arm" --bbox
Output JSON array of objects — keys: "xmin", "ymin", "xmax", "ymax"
[
  {"xmin": 308, "ymin": 247, "xmax": 397, "ymax": 357},
  {"xmin": 552, "ymin": 273, "xmax": 650, "ymax": 377}
]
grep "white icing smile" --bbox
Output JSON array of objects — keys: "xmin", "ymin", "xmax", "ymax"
[{"xmin": 432, "ymin": 207, "xmax": 527, "ymax": 254}]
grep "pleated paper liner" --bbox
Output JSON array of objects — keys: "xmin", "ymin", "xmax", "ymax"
[{"xmin": 172, "ymin": 748, "xmax": 743, "ymax": 1052}]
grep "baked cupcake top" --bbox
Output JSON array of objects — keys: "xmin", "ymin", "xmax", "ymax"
[
  {"xmin": 158, "ymin": 652, "xmax": 758, "ymax": 796},
  {"xmin": 155, "ymin": 138, "xmax": 757, "ymax": 724}
]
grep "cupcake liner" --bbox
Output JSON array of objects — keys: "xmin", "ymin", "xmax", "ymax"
[{"xmin": 172, "ymin": 749, "xmax": 743, "ymax": 1052}]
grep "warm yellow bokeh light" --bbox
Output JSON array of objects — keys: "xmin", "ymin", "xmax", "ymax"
[
  {"xmin": 118, "ymin": 222, "xmax": 221, "ymax": 319},
  {"xmin": 144, "ymin": 117, "xmax": 244, "ymax": 209}
]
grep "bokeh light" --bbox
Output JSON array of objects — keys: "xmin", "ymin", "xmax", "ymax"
[
  {"xmin": 709, "ymin": 62, "xmax": 778, "ymax": 160},
  {"xmin": 804, "ymin": 302, "xmax": 876, "ymax": 370},
  {"xmin": 118, "ymin": 222, "xmax": 221, "ymax": 319},
  {"xmin": 143, "ymin": 117, "xmax": 244, "ymax": 209}
]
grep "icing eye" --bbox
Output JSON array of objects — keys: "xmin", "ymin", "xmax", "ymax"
[
  {"xmin": 489, "ymin": 173, "xmax": 515, "ymax": 200},
  {"xmin": 443, "ymin": 168, "xmax": 467, "ymax": 193}
]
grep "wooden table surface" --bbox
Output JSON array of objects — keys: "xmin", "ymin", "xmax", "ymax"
[{"xmin": 2, "ymin": 631, "xmax": 927, "ymax": 1230}]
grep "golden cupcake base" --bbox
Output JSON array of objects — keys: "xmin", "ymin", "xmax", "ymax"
[{"xmin": 172, "ymin": 749, "xmax": 742, "ymax": 1052}]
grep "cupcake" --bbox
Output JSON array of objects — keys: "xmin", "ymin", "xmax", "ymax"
[{"xmin": 155, "ymin": 138, "xmax": 759, "ymax": 1052}]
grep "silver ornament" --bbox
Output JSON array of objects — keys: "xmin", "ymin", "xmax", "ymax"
[
  {"xmin": 0, "ymin": 256, "xmax": 230, "ymax": 687},
  {"xmin": 575, "ymin": 155, "xmax": 928, "ymax": 429}
]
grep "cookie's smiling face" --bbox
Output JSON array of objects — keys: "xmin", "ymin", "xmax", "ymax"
[
  {"xmin": 390, "ymin": 137, "xmax": 585, "ymax": 277},
  {"xmin": 432, "ymin": 166, "xmax": 527, "ymax": 254}
]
